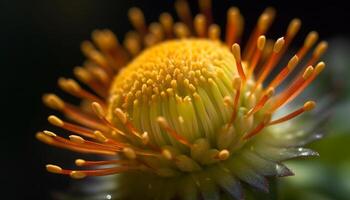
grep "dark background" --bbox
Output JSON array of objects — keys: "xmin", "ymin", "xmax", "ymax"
[{"xmin": 1, "ymin": 0, "xmax": 350, "ymax": 199}]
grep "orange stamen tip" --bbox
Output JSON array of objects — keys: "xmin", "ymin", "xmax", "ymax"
[
  {"xmin": 156, "ymin": 116, "xmax": 168, "ymax": 128},
  {"xmin": 141, "ymin": 132, "xmax": 150, "ymax": 144},
  {"xmin": 69, "ymin": 135, "xmax": 85, "ymax": 144},
  {"xmin": 48, "ymin": 115, "xmax": 64, "ymax": 127},
  {"xmin": 288, "ymin": 55, "xmax": 299, "ymax": 69},
  {"xmin": 304, "ymin": 101, "xmax": 316, "ymax": 111},
  {"xmin": 43, "ymin": 130, "xmax": 57, "ymax": 137},
  {"xmin": 257, "ymin": 35, "xmax": 266, "ymax": 50},
  {"xmin": 314, "ymin": 41, "xmax": 328, "ymax": 56},
  {"xmin": 231, "ymin": 43, "xmax": 241, "ymax": 61},
  {"xmin": 232, "ymin": 77, "xmax": 242, "ymax": 90},
  {"xmin": 58, "ymin": 78, "xmax": 80, "ymax": 93},
  {"xmin": 305, "ymin": 31, "xmax": 319, "ymax": 47},
  {"xmin": 91, "ymin": 102, "xmax": 105, "ymax": 119},
  {"xmin": 123, "ymin": 147, "xmax": 137, "ymax": 160},
  {"xmin": 74, "ymin": 67, "xmax": 92, "ymax": 82},
  {"xmin": 223, "ymin": 96, "xmax": 233, "ymax": 107},
  {"xmin": 46, "ymin": 164, "xmax": 62, "ymax": 174},
  {"xmin": 94, "ymin": 130, "xmax": 108, "ymax": 143},
  {"xmin": 70, "ymin": 171, "xmax": 87, "ymax": 179},
  {"xmin": 114, "ymin": 108, "xmax": 127, "ymax": 124},
  {"xmin": 287, "ymin": 18, "xmax": 301, "ymax": 36},
  {"xmin": 36, "ymin": 132, "xmax": 54, "ymax": 144},
  {"xmin": 162, "ymin": 149, "xmax": 173, "ymax": 160},
  {"xmin": 218, "ymin": 149, "xmax": 230, "ymax": 160},
  {"xmin": 315, "ymin": 61, "xmax": 326, "ymax": 73},
  {"xmin": 303, "ymin": 66, "xmax": 314, "ymax": 79},
  {"xmin": 75, "ymin": 159, "xmax": 86, "ymax": 166},
  {"xmin": 273, "ymin": 37, "xmax": 285, "ymax": 53},
  {"xmin": 42, "ymin": 94, "xmax": 64, "ymax": 110}
]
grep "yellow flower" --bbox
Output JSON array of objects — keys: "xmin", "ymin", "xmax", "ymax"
[{"xmin": 37, "ymin": 0, "xmax": 327, "ymax": 199}]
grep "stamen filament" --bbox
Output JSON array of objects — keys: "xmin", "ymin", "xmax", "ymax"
[{"xmin": 269, "ymin": 101, "xmax": 316, "ymax": 125}]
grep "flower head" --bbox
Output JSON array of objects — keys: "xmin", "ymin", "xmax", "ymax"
[{"xmin": 37, "ymin": 0, "xmax": 328, "ymax": 199}]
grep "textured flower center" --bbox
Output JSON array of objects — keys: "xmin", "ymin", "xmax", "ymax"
[{"xmin": 108, "ymin": 39, "xmax": 238, "ymax": 149}]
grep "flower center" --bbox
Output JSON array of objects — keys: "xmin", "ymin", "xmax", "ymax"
[{"xmin": 108, "ymin": 39, "xmax": 239, "ymax": 149}]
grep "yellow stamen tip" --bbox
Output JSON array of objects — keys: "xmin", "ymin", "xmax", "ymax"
[
  {"xmin": 218, "ymin": 149, "xmax": 230, "ymax": 160},
  {"xmin": 75, "ymin": 159, "xmax": 86, "ymax": 166},
  {"xmin": 303, "ymin": 66, "xmax": 314, "ymax": 79},
  {"xmin": 304, "ymin": 101, "xmax": 316, "ymax": 111},
  {"xmin": 69, "ymin": 135, "xmax": 85, "ymax": 144},
  {"xmin": 257, "ymin": 35, "xmax": 266, "ymax": 50},
  {"xmin": 46, "ymin": 164, "xmax": 62, "ymax": 174},
  {"xmin": 48, "ymin": 115, "xmax": 64, "ymax": 127},
  {"xmin": 123, "ymin": 147, "xmax": 137, "ymax": 160},
  {"xmin": 94, "ymin": 131, "xmax": 108, "ymax": 143},
  {"xmin": 42, "ymin": 94, "xmax": 64, "ymax": 110},
  {"xmin": 231, "ymin": 43, "xmax": 241, "ymax": 61},
  {"xmin": 114, "ymin": 108, "xmax": 127, "ymax": 124},
  {"xmin": 70, "ymin": 171, "xmax": 87, "ymax": 179},
  {"xmin": 91, "ymin": 102, "xmax": 105, "ymax": 119},
  {"xmin": 273, "ymin": 37, "xmax": 285, "ymax": 53}
]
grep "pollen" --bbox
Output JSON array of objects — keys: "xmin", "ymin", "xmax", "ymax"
[{"xmin": 37, "ymin": 0, "xmax": 328, "ymax": 199}]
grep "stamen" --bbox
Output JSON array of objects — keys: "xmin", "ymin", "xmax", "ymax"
[
  {"xmin": 296, "ymin": 31, "xmax": 319, "ymax": 60},
  {"xmin": 199, "ymin": 0, "xmax": 213, "ymax": 25},
  {"xmin": 124, "ymin": 31, "xmax": 142, "ymax": 57},
  {"xmin": 157, "ymin": 117, "xmax": 192, "ymax": 147},
  {"xmin": 247, "ymin": 35, "xmax": 266, "ymax": 78},
  {"xmin": 86, "ymin": 65, "xmax": 111, "ymax": 87},
  {"xmin": 243, "ymin": 7, "xmax": 276, "ymax": 60},
  {"xmin": 75, "ymin": 159, "xmax": 134, "ymax": 167},
  {"xmin": 91, "ymin": 29, "xmax": 119, "ymax": 54},
  {"xmin": 91, "ymin": 102, "xmax": 127, "ymax": 136},
  {"xmin": 69, "ymin": 135, "xmax": 85, "ymax": 144},
  {"xmin": 208, "ymin": 24, "xmax": 221, "ymax": 41},
  {"xmin": 58, "ymin": 78, "xmax": 105, "ymax": 105},
  {"xmin": 269, "ymin": 101, "xmax": 316, "ymax": 125},
  {"xmin": 73, "ymin": 67, "xmax": 108, "ymax": 98},
  {"xmin": 271, "ymin": 66, "xmax": 315, "ymax": 111},
  {"xmin": 267, "ymin": 55, "xmax": 299, "ymax": 89},
  {"xmin": 255, "ymin": 37, "xmax": 285, "ymax": 86},
  {"xmin": 282, "ymin": 18, "xmax": 301, "ymax": 52},
  {"xmin": 46, "ymin": 164, "xmax": 136, "ymax": 179},
  {"xmin": 46, "ymin": 164, "xmax": 62, "ymax": 174},
  {"xmin": 217, "ymin": 149, "xmax": 230, "ymax": 160},
  {"xmin": 141, "ymin": 132, "xmax": 150, "ymax": 144},
  {"xmin": 81, "ymin": 42, "xmax": 113, "ymax": 75},
  {"xmin": 227, "ymin": 77, "xmax": 241, "ymax": 128},
  {"xmin": 288, "ymin": 62, "xmax": 325, "ymax": 103},
  {"xmin": 43, "ymin": 94, "xmax": 107, "ymax": 131},
  {"xmin": 42, "ymin": 93, "xmax": 64, "ymax": 111},
  {"xmin": 305, "ymin": 41, "xmax": 328, "ymax": 67},
  {"xmin": 242, "ymin": 114, "xmax": 271, "ymax": 140},
  {"xmin": 36, "ymin": 132, "xmax": 117, "ymax": 156},
  {"xmin": 174, "ymin": 22, "xmax": 191, "ymax": 38},
  {"xmin": 123, "ymin": 147, "xmax": 137, "ymax": 159},
  {"xmin": 115, "ymin": 108, "xmax": 143, "ymax": 139},
  {"xmin": 231, "ymin": 44, "xmax": 246, "ymax": 82},
  {"xmin": 225, "ymin": 7, "xmax": 242, "ymax": 46},
  {"xmin": 194, "ymin": 14, "xmax": 207, "ymax": 38},
  {"xmin": 175, "ymin": 0, "xmax": 193, "ymax": 30},
  {"xmin": 128, "ymin": 7, "xmax": 147, "ymax": 36},
  {"xmin": 159, "ymin": 13, "xmax": 174, "ymax": 38},
  {"xmin": 246, "ymin": 87, "xmax": 274, "ymax": 117},
  {"xmin": 149, "ymin": 22, "xmax": 164, "ymax": 42}
]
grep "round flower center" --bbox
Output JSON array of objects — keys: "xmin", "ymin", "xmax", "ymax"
[{"xmin": 108, "ymin": 39, "xmax": 240, "ymax": 148}]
